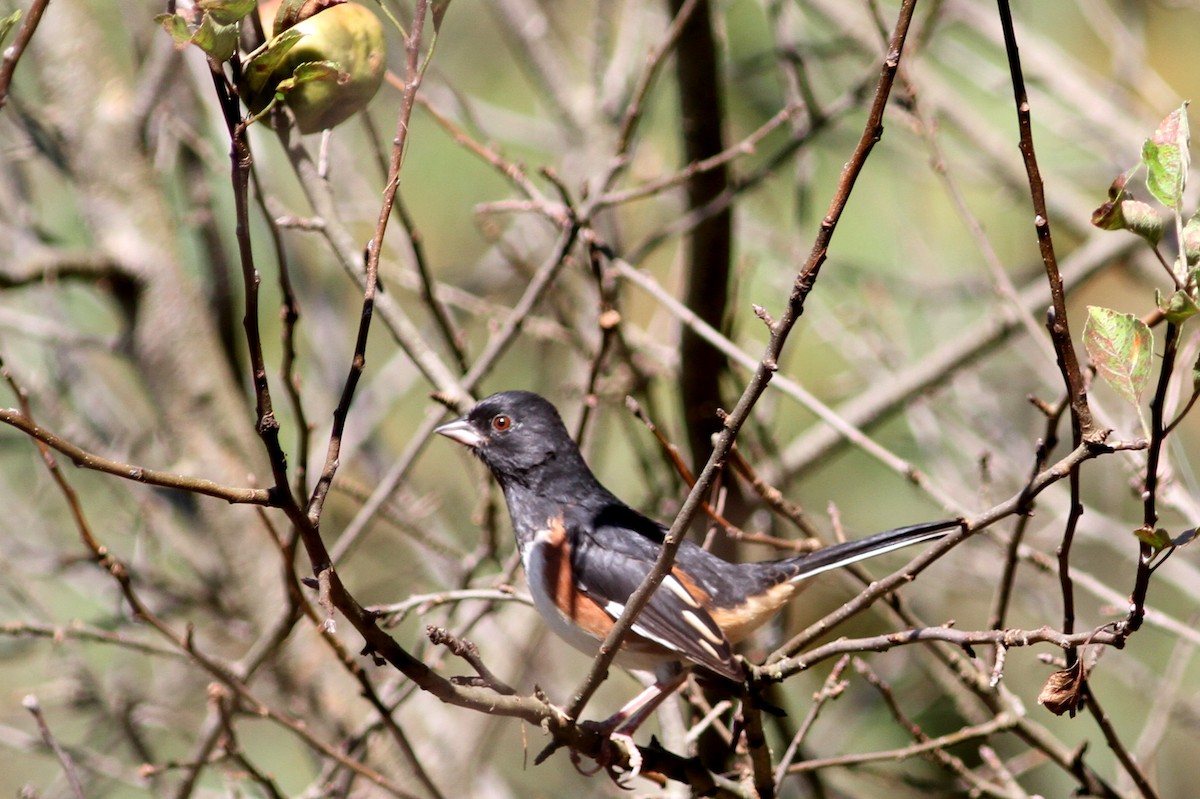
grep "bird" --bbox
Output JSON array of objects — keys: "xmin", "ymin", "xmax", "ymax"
[{"xmin": 435, "ymin": 390, "xmax": 961, "ymax": 738}]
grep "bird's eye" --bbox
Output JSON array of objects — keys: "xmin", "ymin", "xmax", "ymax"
[{"xmin": 491, "ymin": 414, "xmax": 512, "ymax": 432}]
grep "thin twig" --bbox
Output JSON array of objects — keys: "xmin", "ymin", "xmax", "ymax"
[
  {"xmin": 769, "ymin": 436, "xmax": 1142, "ymax": 664},
  {"xmin": 765, "ymin": 622, "xmax": 1122, "ymax": 682},
  {"xmin": 0, "ymin": 621, "xmax": 185, "ymax": 659},
  {"xmin": 854, "ymin": 658, "xmax": 1007, "ymax": 796},
  {"xmin": 1125, "ymin": 321, "xmax": 1180, "ymax": 634},
  {"xmin": 784, "ymin": 712, "xmax": 1017, "ymax": 775},
  {"xmin": 23, "ymin": 695, "xmax": 87, "ymax": 799},
  {"xmin": 427, "ymin": 626, "xmax": 518, "ymax": 696},
  {"xmin": 566, "ymin": 0, "xmax": 921, "ymax": 722},
  {"xmin": 988, "ymin": 395, "xmax": 1067, "ymax": 631},
  {"xmin": 307, "ymin": 0, "xmax": 432, "ymax": 526},
  {"xmin": 1083, "ymin": 689, "xmax": 1160, "ymax": 799},
  {"xmin": 0, "ymin": 0, "xmax": 50, "ymax": 109},
  {"xmin": 728, "ymin": 445, "xmax": 822, "ymax": 540},
  {"xmin": 0, "ymin": 408, "xmax": 271, "ymax": 505},
  {"xmin": 371, "ymin": 588, "xmax": 533, "ymax": 626},
  {"xmin": 996, "ymin": 0, "xmax": 1095, "ymax": 440},
  {"xmin": 612, "ymin": 256, "xmax": 960, "ymax": 511},
  {"xmin": 249, "ymin": 166, "xmax": 311, "ymax": 499},
  {"xmin": 772, "ymin": 654, "xmax": 850, "ymax": 785}
]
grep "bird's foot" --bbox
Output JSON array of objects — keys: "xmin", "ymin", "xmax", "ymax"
[{"xmin": 570, "ymin": 721, "xmax": 642, "ymax": 786}]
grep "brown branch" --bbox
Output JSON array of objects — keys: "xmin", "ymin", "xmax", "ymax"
[
  {"xmin": 739, "ymin": 681, "xmax": 777, "ymax": 799},
  {"xmin": 1083, "ymin": 689, "xmax": 1160, "ymax": 799},
  {"xmin": 208, "ymin": 64, "xmax": 298, "ymax": 521},
  {"xmin": 769, "ymin": 435, "xmax": 1142, "ymax": 664},
  {"xmin": 1125, "ymin": 321, "xmax": 1181, "ymax": 635},
  {"xmin": 566, "ymin": 0, "xmax": 921, "ymax": 722},
  {"xmin": 0, "ymin": 408, "xmax": 272, "ymax": 505},
  {"xmin": 0, "ymin": 0, "xmax": 50, "ymax": 109},
  {"xmin": 23, "ymin": 695, "xmax": 87, "ymax": 799},
  {"xmin": 0, "ymin": 621, "xmax": 184, "ymax": 659},
  {"xmin": 996, "ymin": 3, "xmax": 1096, "ymax": 668},
  {"xmin": 785, "ymin": 712, "xmax": 1018, "ymax": 776},
  {"xmin": 249, "ymin": 166, "xmax": 311, "ymax": 499},
  {"xmin": 728, "ymin": 445, "xmax": 822, "ymax": 541},
  {"xmin": 765, "ymin": 623, "xmax": 1122, "ymax": 682},
  {"xmin": 307, "ymin": 0, "xmax": 431, "ymax": 526},
  {"xmin": 996, "ymin": 0, "xmax": 1095, "ymax": 440},
  {"xmin": 853, "ymin": 658, "xmax": 1009, "ymax": 797},
  {"xmin": 667, "ymin": 0, "xmax": 734, "ymax": 475},
  {"xmin": 772, "ymin": 654, "xmax": 850, "ymax": 785},
  {"xmin": 988, "ymin": 395, "xmax": 1067, "ymax": 631},
  {"xmin": 427, "ymin": 626, "xmax": 518, "ymax": 696},
  {"xmin": 624, "ymin": 394, "xmax": 759, "ymax": 541}
]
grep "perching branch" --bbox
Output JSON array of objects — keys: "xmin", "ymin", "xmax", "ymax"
[{"xmin": 567, "ymin": 0, "xmax": 921, "ymax": 722}]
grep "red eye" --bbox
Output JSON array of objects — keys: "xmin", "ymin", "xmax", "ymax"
[{"xmin": 491, "ymin": 414, "xmax": 512, "ymax": 432}]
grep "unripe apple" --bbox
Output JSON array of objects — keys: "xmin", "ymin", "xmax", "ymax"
[{"xmin": 245, "ymin": 1, "xmax": 386, "ymax": 133}]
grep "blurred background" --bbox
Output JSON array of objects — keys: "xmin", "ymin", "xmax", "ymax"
[{"xmin": 1, "ymin": 0, "xmax": 1199, "ymax": 797}]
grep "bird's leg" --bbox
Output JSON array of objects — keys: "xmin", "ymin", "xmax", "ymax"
[{"xmin": 578, "ymin": 665, "xmax": 689, "ymax": 780}]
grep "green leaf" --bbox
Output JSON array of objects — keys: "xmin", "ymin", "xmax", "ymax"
[
  {"xmin": 0, "ymin": 9, "xmax": 21, "ymax": 50},
  {"xmin": 290, "ymin": 60, "xmax": 344, "ymax": 86},
  {"xmin": 242, "ymin": 28, "xmax": 304, "ymax": 97},
  {"xmin": 1142, "ymin": 103, "xmax": 1191, "ymax": 211},
  {"xmin": 1083, "ymin": 306, "xmax": 1153, "ymax": 408},
  {"xmin": 1091, "ymin": 199, "xmax": 1123, "ymax": 231},
  {"xmin": 197, "ymin": 0, "xmax": 257, "ymax": 25},
  {"xmin": 1173, "ymin": 527, "xmax": 1199, "ymax": 548},
  {"xmin": 274, "ymin": 60, "xmax": 343, "ymax": 96},
  {"xmin": 156, "ymin": 6, "xmax": 242, "ymax": 62},
  {"xmin": 1092, "ymin": 166, "xmax": 1162, "ymax": 245},
  {"xmin": 156, "ymin": 13, "xmax": 195, "ymax": 50},
  {"xmin": 191, "ymin": 12, "xmax": 241, "ymax": 61},
  {"xmin": 1135, "ymin": 525, "xmax": 1172, "ymax": 551},
  {"xmin": 1122, "ymin": 200, "xmax": 1165, "ymax": 245},
  {"xmin": 1091, "ymin": 199, "xmax": 1164, "ymax": 244},
  {"xmin": 1162, "ymin": 289, "xmax": 1200, "ymax": 325}
]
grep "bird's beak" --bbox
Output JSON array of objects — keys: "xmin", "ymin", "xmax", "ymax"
[{"xmin": 435, "ymin": 417, "xmax": 483, "ymax": 449}]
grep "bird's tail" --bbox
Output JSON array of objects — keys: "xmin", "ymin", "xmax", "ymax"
[{"xmin": 781, "ymin": 518, "xmax": 963, "ymax": 584}]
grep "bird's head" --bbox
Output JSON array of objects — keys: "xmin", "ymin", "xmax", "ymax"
[{"xmin": 435, "ymin": 391, "xmax": 590, "ymax": 491}]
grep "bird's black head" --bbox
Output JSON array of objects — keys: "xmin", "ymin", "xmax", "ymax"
[{"xmin": 435, "ymin": 391, "xmax": 594, "ymax": 494}]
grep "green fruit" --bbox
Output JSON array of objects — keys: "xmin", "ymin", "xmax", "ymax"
[{"xmin": 245, "ymin": 2, "xmax": 386, "ymax": 133}]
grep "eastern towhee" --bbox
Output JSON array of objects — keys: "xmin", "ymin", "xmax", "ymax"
[{"xmin": 436, "ymin": 391, "xmax": 960, "ymax": 736}]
